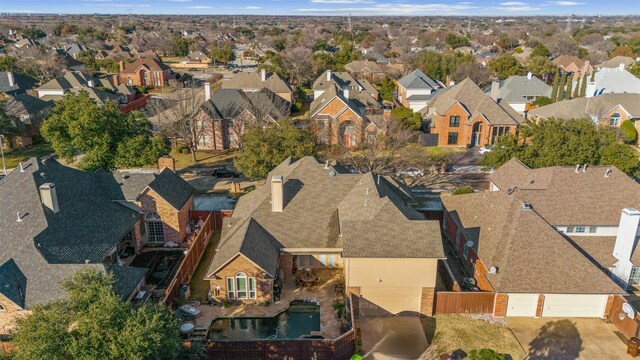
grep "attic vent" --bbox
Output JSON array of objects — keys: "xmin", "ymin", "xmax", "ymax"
[
  {"xmin": 575, "ymin": 164, "xmax": 581, "ymax": 173},
  {"xmin": 605, "ymin": 168, "xmax": 613, "ymax": 178},
  {"xmin": 522, "ymin": 202, "xmax": 533, "ymax": 211},
  {"xmin": 16, "ymin": 212, "xmax": 22, "ymax": 222},
  {"xmin": 506, "ymin": 188, "xmax": 515, "ymax": 195},
  {"xmin": 488, "ymin": 266, "xmax": 498, "ymax": 274},
  {"xmin": 122, "ymin": 174, "xmax": 130, "ymax": 180},
  {"xmin": 329, "ymin": 170, "xmax": 336, "ymax": 177}
]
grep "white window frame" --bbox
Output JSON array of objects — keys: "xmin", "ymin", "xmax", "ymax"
[
  {"xmin": 227, "ymin": 272, "xmax": 256, "ymax": 300},
  {"xmin": 249, "ymin": 277, "xmax": 256, "ymax": 299},
  {"xmin": 145, "ymin": 213, "xmax": 164, "ymax": 244},
  {"xmin": 226, "ymin": 277, "xmax": 235, "ymax": 299},
  {"xmin": 630, "ymin": 267, "xmax": 640, "ymax": 286},
  {"xmin": 575, "ymin": 226, "xmax": 586, "ymax": 233},
  {"xmin": 589, "ymin": 226, "xmax": 597, "ymax": 234},
  {"xmin": 609, "ymin": 113, "xmax": 621, "ymax": 126},
  {"xmin": 236, "ymin": 272, "xmax": 248, "ymax": 299}
]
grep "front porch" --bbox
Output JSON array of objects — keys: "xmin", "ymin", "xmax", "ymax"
[{"xmin": 192, "ymin": 268, "xmax": 345, "ymax": 339}]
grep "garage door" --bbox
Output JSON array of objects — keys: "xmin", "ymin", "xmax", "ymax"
[
  {"xmin": 360, "ymin": 287, "xmax": 421, "ymax": 314},
  {"xmin": 506, "ymin": 294, "xmax": 539, "ymax": 317},
  {"xmin": 542, "ymin": 294, "xmax": 608, "ymax": 318}
]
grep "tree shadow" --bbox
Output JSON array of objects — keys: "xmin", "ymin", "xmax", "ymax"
[{"xmin": 528, "ymin": 319, "xmax": 583, "ymax": 360}]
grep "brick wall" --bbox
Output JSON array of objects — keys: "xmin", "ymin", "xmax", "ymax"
[
  {"xmin": 431, "ymin": 102, "xmax": 470, "ymax": 147},
  {"xmin": 194, "ymin": 110, "xmax": 228, "ymax": 150},
  {"xmin": 535, "ymin": 294, "xmax": 544, "ymax": 317},
  {"xmin": 209, "ymin": 254, "xmax": 274, "ymax": 304},
  {"xmin": 312, "ymin": 97, "xmax": 365, "ymax": 147},
  {"xmin": 493, "ymin": 293, "xmax": 507, "ymax": 317},
  {"xmin": 137, "ymin": 190, "xmax": 193, "ymax": 245},
  {"xmin": 420, "ymin": 287, "xmax": 435, "ymax": 316}
]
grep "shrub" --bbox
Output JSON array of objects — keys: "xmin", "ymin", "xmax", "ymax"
[
  {"xmin": 531, "ymin": 96, "xmax": 552, "ymax": 107},
  {"xmin": 469, "ymin": 348, "xmax": 506, "ymax": 360},
  {"xmin": 620, "ymin": 120, "xmax": 638, "ymax": 144},
  {"xmin": 453, "ymin": 186, "xmax": 475, "ymax": 195},
  {"xmin": 514, "ymin": 47, "xmax": 523, "ymax": 54}
]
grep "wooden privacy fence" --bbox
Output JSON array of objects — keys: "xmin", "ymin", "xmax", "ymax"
[
  {"xmin": 435, "ymin": 291, "xmax": 495, "ymax": 314},
  {"xmin": 206, "ymin": 331, "xmax": 356, "ymax": 360},
  {"xmin": 120, "ymin": 94, "xmax": 150, "ymax": 113},
  {"xmin": 609, "ymin": 295, "xmax": 639, "ymax": 339}
]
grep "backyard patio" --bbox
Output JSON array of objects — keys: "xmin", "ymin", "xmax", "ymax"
[{"xmin": 190, "ymin": 268, "xmax": 345, "ymax": 339}]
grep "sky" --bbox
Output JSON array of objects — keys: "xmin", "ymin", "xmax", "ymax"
[{"xmin": 1, "ymin": 0, "xmax": 638, "ymax": 16}]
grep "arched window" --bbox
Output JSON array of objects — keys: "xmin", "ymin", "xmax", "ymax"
[
  {"xmin": 226, "ymin": 272, "xmax": 257, "ymax": 300},
  {"xmin": 145, "ymin": 213, "xmax": 164, "ymax": 244},
  {"xmin": 610, "ymin": 113, "xmax": 621, "ymax": 126}
]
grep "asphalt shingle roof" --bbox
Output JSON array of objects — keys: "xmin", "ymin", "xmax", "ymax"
[
  {"xmin": 398, "ymin": 69, "xmax": 441, "ymax": 91},
  {"xmin": 0, "ymin": 72, "xmax": 37, "ymax": 95},
  {"xmin": 493, "ymin": 75, "xmax": 552, "ymax": 104},
  {"xmin": 202, "ymin": 88, "xmax": 289, "ymax": 121},
  {"xmin": 205, "ymin": 157, "xmax": 444, "ymax": 278},
  {"xmin": 528, "ymin": 93, "xmax": 640, "ymax": 120},
  {"xmin": 221, "ymin": 71, "xmax": 292, "ymax": 94}
]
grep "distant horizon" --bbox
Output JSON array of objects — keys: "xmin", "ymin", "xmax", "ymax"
[{"xmin": 1, "ymin": 0, "xmax": 638, "ymax": 17}]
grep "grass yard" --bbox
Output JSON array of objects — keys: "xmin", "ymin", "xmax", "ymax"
[
  {"xmin": 188, "ymin": 231, "xmax": 221, "ymax": 303},
  {"xmin": 171, "ymin": 149, "xmax": 238, "ymax": 170},
  {"xmin": 2, "ymin": 142, "xmax": 54, "ymax": 169},
  {"xmin": 424, "ymin": 314, "xmax": 526, "ymax": 360}
]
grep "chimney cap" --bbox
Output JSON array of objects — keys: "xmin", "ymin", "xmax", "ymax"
[{"xmin": 272, "ymin": 175, "xmax": 283, "ymax": 182}]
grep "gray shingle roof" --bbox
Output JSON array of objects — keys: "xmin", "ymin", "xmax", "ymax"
[
  {"xmin": 0, "ymin": 158, "xmax": 192, "ymax": 308},
  {"xmin": 202, "ymin": 88, "xmax": 289, "ymax": 121},
  {"xmin": 398, "ymin": 69, "xmax": 441, "ymax": 91},
  {"xmin": 528, "ymin": 93, "xmax": 640, "ymax": 120},
  {"xmin": 38, "ymin": 71, "xmax": 115, "ymax": 92},
  {"xmin": 205, "ymin": 157, "xmax": 444, "ymax": 278},
  {"xmin": 493, "ymin": 75, "xmax": 552, "ymax": 104},
  {"xmin": 0, "ymin": 72, "xmax": 37, "ymax": 95},
  {"xmin": 5, "ymin": 93, "xmax": 52, "ymax": 118},
  {"xmin": 0, "ymin": 259, "xmax": 27, "ymax": 308}
]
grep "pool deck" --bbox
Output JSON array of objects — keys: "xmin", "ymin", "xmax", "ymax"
[{"xmin": 193, "ymin": 269, "xmax": 344, "ymax": 339}]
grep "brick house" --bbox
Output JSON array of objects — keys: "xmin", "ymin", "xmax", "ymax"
[
  {"xmin": 193, "ymin": 85, "xmax": 290, "ymax": 150},
  {"xmin": 221, "ymin": 68, "xmax": 294, "ymax": 103},
  {"xmin": 527, "ymin": 93, "xmax": 640, "ymax": 137},
  {"xmin": 344, "ymin": 60, "xmax": 386, "ymax": 82},
  {"xmin": 310, "ymin": 70, "xmax": 385, "ymax": 147},
  {"xmin": 441, "ymin": 158, "xmax": 635, "ymax": 318},
  {"xmin": 116, "ymin": 58, "xmax": 172, "ymax": 88},
  {"xmin": 553, "ymin": 55, "xmax": 593, "ymax": 78},
  {"xmin": 204, "ymin": 157, "xmax": 444, "ymax": 315},
  {"xmin": 423, "ymin": 78, "xmax": 522, "ymax": 147},
  {"xmin": 0, "ymin": 158, "xmax": 194, "ymax": 335},
  {"xmin": 396, "ymin": 69, "xmax": 443, "ymax": 112}
]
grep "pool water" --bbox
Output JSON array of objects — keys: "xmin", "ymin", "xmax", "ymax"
[{"xmin": 208, "ymin": 301, "xmax": 320, "ymax": 340}]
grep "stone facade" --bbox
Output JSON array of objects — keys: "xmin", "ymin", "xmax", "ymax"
[
  {"xmin": 209, "ymin": 254, "xmax": 274, "ymax": 304},
  {"xmin": 493, "ymin": 293, "xmax": 508, "ymax": 317},
  {"xmin": 420, "ymin": 287, "xmax": 435, "ymax": 316},
  {"xmin": 137, "ymin": 190, "xmax": 193, "ymax": 245}
]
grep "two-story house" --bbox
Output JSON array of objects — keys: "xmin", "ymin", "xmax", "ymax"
[
  {"xmin": 423, "ymin": 78, "xmax": 522, "ymax": 147},
  {"xmin": 116, "ymin": 58, "xmax": 172, "ymax": 88},
  {"xmin": 441, "ymin": 158, "xmax": 635, "ymax": 318},
  {"xmin": 0, "ymin": 157, "xmax": 194, "ymax": 333},
  {"xmin": 396, "ymin": 69, "xmax": 444, "ymax": 112},
  {"xmin": 488, "ymin": 72, "xmax": 552, "ymax": 114},
  {"xmin": 204, "ymin": 156, "xmax": 444, "ymax": 315}
]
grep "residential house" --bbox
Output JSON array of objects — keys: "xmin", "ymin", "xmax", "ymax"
[
  {"xmin": 441, "ymin": 158, "xmax": 638, "ymax": 318},
  {"xmin": 204, "ymin": 156, "xmax": 444, "ymax": 315},
  {"xmin": 344, "ymin": 60, "xmax": 386, "ymax": 81},
  {"xmin": 0, "ymin": 157, "xmax": 194, "ymax": 333},
  {"xmin": 598, "ymin": 56, "xmax": 635, "ymax": 70},
  {"xmin": 553, "ymin": 55, "xmax": 593, "ymax": 79},
  {"xmin": 586, "ymin": 65, "xmax": 640, "ymax": 98},
  {"xmin": 528, "ymin": 93, "xmax": 640, "ymax": 131},
  {"xmin": 116, "ymin": 58, "xmax": 172, "ymax": 88},
  {"xmin": 488, "ymin": 72, "xmax": 552, "ymax": 114},
  {"xmin": 396, "ymin": 69, "xmax": 444, "ymax": 112},
  {"xmin": 65, "ymin": 43, "xmax": 87, "ymax": 59},
  {"xmin": 193, "ymin": 86, "xmax": 290, "ymax": 150},
  {"xmin": 362, "ymin": 50, "xmax": 390, "ymax": 65},
  {"xmin": 13, "ymin": 37, "xmax": 36, "ymax": 49},
  {"xmin": 310, "ymin": 70, "xmax": 384, "ymax": 147},
  {"xmin": 181, "ymin": 51, "xmax": 212, "ymax": 65},
  {"xmin": 36, "ymin": 71, "xmax": 119, "ymax": 106},
  {"xmin": 0, "ymin": 71, "xmax": 37, "ymax": 96},
  {"xmin": 423, "ymin": 78, "xmax": 522, "ymax": 147},
  {"xmin": 221, "ymin": 69, "xmax": 294, "ymax": 103},
  {"xmin": 3, "ymin": 93, "xmax": 52, "ymax": 147}
]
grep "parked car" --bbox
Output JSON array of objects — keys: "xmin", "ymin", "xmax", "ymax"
[
  {"xmin": 212, "ymin": 168, "xmax": 239, "ymax": 178},
  {"xmin": 478, "ymin": 146, "xmax": 492, "ymax": 154},
  {"xmin": 396, "ymin": 167, "xmax": 424, "ymax": 177}
]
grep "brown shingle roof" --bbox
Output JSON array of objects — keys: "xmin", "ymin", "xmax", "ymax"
[
  {"xmin": 121, "ymin": 57, "xmax": 169, "ymax": 73},
  {"xmin": 428, "ymin": 78, "xmax": 521, "ymax": 126},
  {"xmin": 442, "ymin": 190, "xmax": 624, "ymax": 294},
  {"xmin": 528, "ymin": 93, "xmax": 640, "ymax": 120},
  {"xmin": 221, "ymin": 71, "xmax": 292, "ymax": 94}
]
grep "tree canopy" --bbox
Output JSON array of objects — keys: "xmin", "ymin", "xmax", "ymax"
[
  {"xmin": 415, "ymin": 50, "xmax": 473, "ymax": 82},
  {"xmin": 390, "ymin": 107, "xmax": 422, "ymax": 131},
  {"xmin": 41, "ymin": 91, "xmax": 168, "ymax": 171},
  {"xmin": 620, "ymin": 120, "xmax": 638, "ymax": 144},
  {"xmin": 7, "ymin": 268, "xmax": 197, "ymax": 360},
  {"xmin": 489, "ymin": 53, "xmax": 525, "ymax": 80},
  {"xmin": 234, "ymin": 121, "xmax": 316, "ymax": 179},
  {"xmin": 479, "ymin": 118, "xmax": 640, "ymax": 177},
  {"xmin": 208, "ymin": 45, "xmax": 236, "ymax": 65}
]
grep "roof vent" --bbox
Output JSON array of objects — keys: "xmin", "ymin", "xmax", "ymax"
[
  {"xmin": 19, "ymin": 162, "xmax": 24, "ymax": 172},
  {"xmin": 16, "ymin": 212, "xmax": 22, "ymax": 222},
  {"xmin": 329, "ymin": 170, "xmax": 336, "ymax": 177},
  {"xmin": 324, "ymin": 160, "xmax": 330, "ymax": 169},
  {"xmin": 522, "ymin": 202, "xmax": 533, "ymax": 211},
  {"xmin": 85, "ymin": 259, "xmax": 90, "ymax": 264},
  {"xmin": 122, "ymin": 174, "xmax": 130, "ymax": 180},
  {"xmin": 605, "ymin": 168, "xmax": 612, "ymax": 178},
  {"xmin": 465, "ymin": 240, "xmax": 475, "ymax": 248},
  {"xmin": 575, "ymin": 164, "xmax": 581, "ymax": 173},
  {"xmin": 582, "ymin": 164, "xmax": 587, "ymax": 173},
  {"xmin": 506, "ymin": 188, "xmax": 515, "ymax": 195},
  {"xmin": 488, "ymin": 266, "xmax": 498, "ymax": 274}
]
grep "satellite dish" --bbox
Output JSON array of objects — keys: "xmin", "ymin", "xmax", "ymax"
[
  {"xmin": 623, "ymin": 303, "xmax": 635, "ymax": 319},
  {"xmin": 465, "ymin": 241, "xmax": 475, "ymax": 248}
]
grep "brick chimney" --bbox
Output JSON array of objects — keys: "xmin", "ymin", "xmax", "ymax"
[
  {"xmin": 271, "ymin": 175, "xmax": 283, "ymax": 212},
  {"xmin": 39, "ymin": 183, "xmax": 59, "ymax": 213},
  {"xmin": 112, "ymin": 74, "xmax": 120, "ymax": 86}
]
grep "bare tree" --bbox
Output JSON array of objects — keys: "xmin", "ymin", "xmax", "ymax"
[
  {"xmin": 16, "ymin": 48, "xmax": 65, "ymax": 84},
  {"xmin": 281, "ymin": 47, "xmax": 314, "ymax": 87},
  {"xmin": 149, "ymin": 82, "xmax": 206, "ymax": 164}
]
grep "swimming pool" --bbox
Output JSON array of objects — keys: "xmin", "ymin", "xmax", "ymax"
[{"xmin": 208, "ymin": 301, "xmax": 321, "ymax": 340}]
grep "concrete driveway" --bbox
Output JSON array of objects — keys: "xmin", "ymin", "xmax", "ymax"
[
  {"xmin": 507, "ymin": 317, "xmax": 628, "ymax": 360},
  {"xmin": 359, "ymin": 315, "xmax": 430, "ymax": 359}
]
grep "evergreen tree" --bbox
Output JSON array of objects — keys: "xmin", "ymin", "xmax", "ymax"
[
  {"xmin": 565, "ymin": 74, "xmax": 573, "ymax": 100},
  {"xmin": 573, "ymin": 74, "xmax": 581, "ymax": 98},
  {"xmin": 550, "ymin": 68, "xmax": 560, "ymax": 102},
  {"xmin": 580, "ymin": 71, "xmax": 588, "ymax": 97},
  {"xmin": 590, "ymin": 69, "xmax": 596, "ymax": 82},
  {"xmin": 557, "ymin": 71, "xmax": 567, "ymax": 101}
]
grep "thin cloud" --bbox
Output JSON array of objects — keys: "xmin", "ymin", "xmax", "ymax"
[
  {"xmin": 186, "ymin": 5, "xmax": 211, "ymax": 8},
  {"xmin": 244, "ymin": 6, "xmax": 262, "ymax": 9},
  {"xmin": 310, "ymin": 0, "xmax": 375, "ymax": 3},
  {"xmin": 492, "ymin": 5, "xmax": 540, "ymax": 11},
  {"xmin": 297, "ymin": 3, "xmax": 478, "ymax": 14},
  {"xmin": 548, "ymin": 1, "xmax": 584, "ymax": 4},
  {"xmin": 500, "ymin": 1, "xmax": 527, "ymax": 5},
  {"xmin": 169, "ymin": 0, "xmax": 192, "ymax": 2}
]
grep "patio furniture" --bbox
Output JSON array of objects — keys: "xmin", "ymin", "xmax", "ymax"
[
  {"xmin": 180, "ymin": 322, "xmax": 195, "ymax": 337},
  {"xmin": 179, "ymin": 304, "xmax": 201, "ymax": 318},
  {"xmin": 297, "ymin": 270, "xmax": 316, "ymax": 286}
]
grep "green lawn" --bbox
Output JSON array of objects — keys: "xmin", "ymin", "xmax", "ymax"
[
  {"xmin": 2, "ymin": 143, "xmax": 54, "ymax": 169},
  {"xmin": 424, "ymin": 314, "xmax": 526, "ymax": 359},
  {"xmin": 171, "ymin": 149, "xmax": 238, "ymax": 170},
  {"xmin": 188, "ymin": 231, "xmax": 221, "ymax": 303}
]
